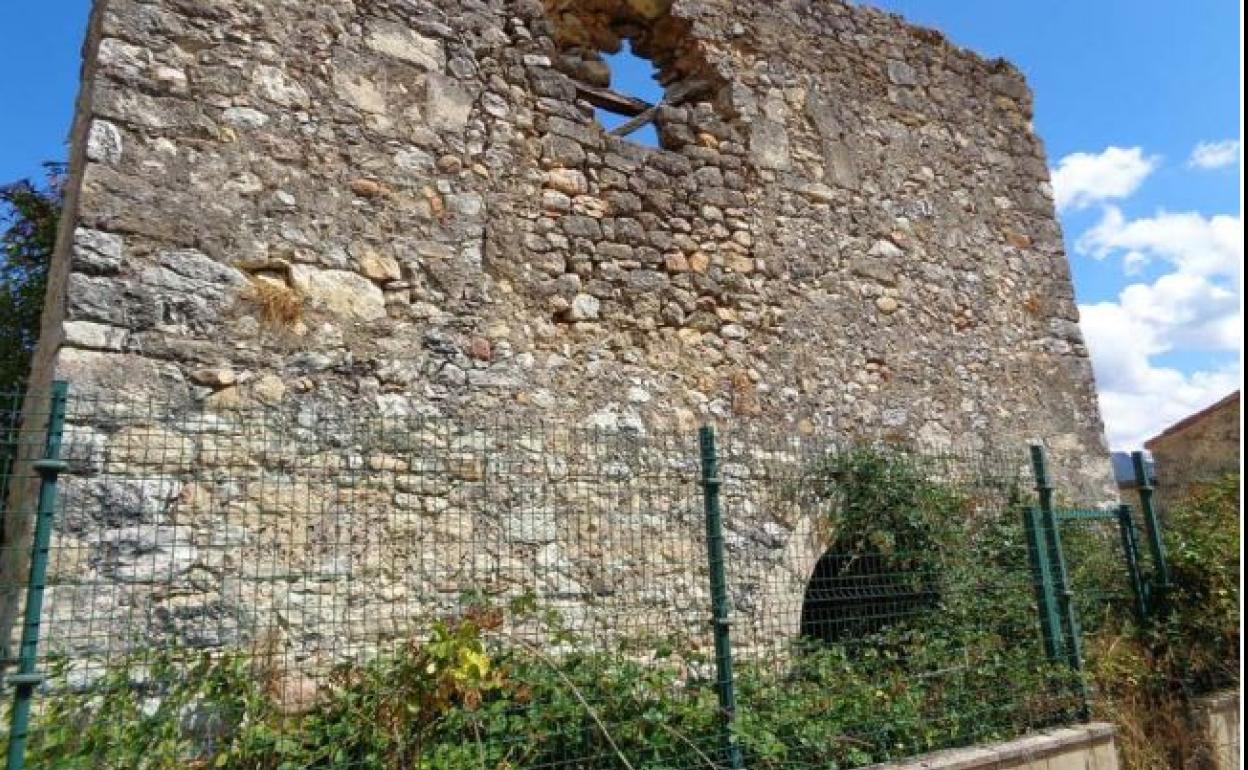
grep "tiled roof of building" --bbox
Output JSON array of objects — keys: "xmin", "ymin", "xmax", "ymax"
[{"xmin": 1144, "ymin": 391, "xmax": 1241, "ymax": 449}]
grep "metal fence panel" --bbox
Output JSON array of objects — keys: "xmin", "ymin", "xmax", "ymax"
[
  {"xmin": 1, "ymin": 385, "xmax": 1111, "ymax": 770},
  {"xmin": 716, "ymin": 431, "xmax": 1082, "ymax": 769}
]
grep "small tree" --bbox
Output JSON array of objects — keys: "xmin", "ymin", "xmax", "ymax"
[
  {"xmin": 1, "ymin": 163, "xmax": 65, "ymax": 587},
  {"xmin": 1, "ymin": 162, "xmax": 65, "ymax": 391}
]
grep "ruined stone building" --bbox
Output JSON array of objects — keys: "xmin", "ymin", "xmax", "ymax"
[
  {"xmin": 30, "ymin": 0, "xmax": 1111, "ymax": 457},
  {"xmin": 1146, "ymin": 391, "xmax": 1241, "ymax": 508},
  {"xmin": 4, "ymin": 0, "xmax": 1116, "ymax": 665}
]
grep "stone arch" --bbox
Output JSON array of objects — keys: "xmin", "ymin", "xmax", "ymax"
[
  {"xmin": 767, "ymin": 473, "xmax": 944, "ymax": 650},
  {"xmin": 769, "ymin": 504, "xmax": 833, "ymax": 648},
  {"xmin": 542, "ymin": 0, "xmax": 698, "ymax": 76}
]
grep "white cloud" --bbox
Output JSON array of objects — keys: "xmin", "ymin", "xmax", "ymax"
[
  {"xmin": 1076, "ymin": 206, "xmax": 1243, "ymax": 279},
  {"xmin": 1118, "ymin": 273, "xmax": 1241, "ymax": 351},
  {"xmin": 1080, "ymin": 293, "xmax": 1240, "ymax": 448},
  {"xmin": 1094, "ymin": 363, "xmax": 1239, "ymax": 450},
  {"xmin": 1050, "ymin": 146, "xmax": 1160, "ymax": 211},
  {"xmin": 1075, "ymin": 207, "xmax": 1243, "ymax": 448},
  {"xmin": 1188, "ymin": 139, "xmax": 1241, "ymax": 170}
]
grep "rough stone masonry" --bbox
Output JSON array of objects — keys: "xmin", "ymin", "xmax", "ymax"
[{"xmin": 6, "ymin": 0, "xmax": 1116, "ymax": 671}]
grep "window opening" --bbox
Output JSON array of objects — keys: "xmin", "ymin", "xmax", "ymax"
[
  {"xmin": 595, "ymin": 41, "xmax": 663, "ymax": 147},
  {"xmin": 544, "ymin": 2, "xmax": 721, "ymax": 149}
]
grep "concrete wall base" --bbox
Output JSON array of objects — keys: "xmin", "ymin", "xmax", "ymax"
[
  {"xmin": 865, "ymin": 723, "xmax": 1119, "ymax": 770},
  {"xmin": 1197, "ymin": 690, "xmax": 1241, "ymax": 770}
]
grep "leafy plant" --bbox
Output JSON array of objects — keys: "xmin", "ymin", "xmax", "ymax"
[
  {"xmin": 1087, "ymin": 473, "xmax": 1240, "ymax": 770},
  {"xmin": 1, "ymin": 163, "xmax": 64, "ymax": 390},
  {"xmin": 13, "ymin": 623, "xmax": 1074, "ymax": 770},
  {"xmin": 3, "ymin": 449, "xmax": 1089, "ymax": 770},
  {"xmin": 1159, "ymin": 473, "xmax": 1239, "ymax": 693}
]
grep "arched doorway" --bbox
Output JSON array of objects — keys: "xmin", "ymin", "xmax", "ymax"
[{"xmin": 799, "ymin": 539, "xmax": 940, "ymax": 645}]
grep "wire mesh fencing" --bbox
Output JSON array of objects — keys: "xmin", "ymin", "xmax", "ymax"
[
  {"xmin": 714, "ymin": 431, "xmax": 1086, "ymax": 769},
  {"xmin": 0, "ymin": 384, "xmax": 1140, "ymax": 770},
  {"xmin": 1071, "ymin": 452, "xmax": 1240, "ymax": 770}
]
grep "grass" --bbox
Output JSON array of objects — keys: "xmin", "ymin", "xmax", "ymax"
[{"xmin": 242, "ymin": 276, "xmax": 304, "ymax": 329}]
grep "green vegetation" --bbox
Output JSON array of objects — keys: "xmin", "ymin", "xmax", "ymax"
[
  {"xmin": 1087, "ymin": 473, "xmax": 1240, "ymax": 770},
  {"xmin": 17, "ymin": 620, "xmax": 1074, "ymax": 770},
  {"xmin": 3, "ymin": 435, "xmax": 1229, "ymax": 770},
  {"xmin": 4, "ymin": 449, "xmax": 1085, "ymax": 770},
  {"xmin": 1159, "ymin": 474, "xmax": 1240, "ymax": 694},
  {"xmin": 1, "ymin": 163, "xmax": 63, "ymax": 390},
  {"xmin": 1, "ymin": 165, "xmax": 63, "ymax": 554}
]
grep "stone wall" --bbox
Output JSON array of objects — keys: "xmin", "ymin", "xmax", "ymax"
[
  {"xmin": 1145, "ymin": 391, "xmax": 1240, "ymax": 509},
  {"xmin": 865, "ymin": 723, "xmax": 1119, "ymax": 770},
  {"xmin": 32, "ymin": 0, "xmax": 1110, "ymax": 478},
  {"xmin": 1197, "ymin": 690, "xmax": 1241, "ymax": 770},
  {"xmin": 24, "ymin": 405, "xmax": 1031, "ymax": 687},
  {"xmin": 9, "ymin": 0, "xmax": 1117, "ymax": 660},
  {"xmin": 36, "ymin": 412, "xmax": 721, "ymax": 670}
]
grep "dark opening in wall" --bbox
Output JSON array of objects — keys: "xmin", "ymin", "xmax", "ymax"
[{"xmin": 799, "ymin": 542, "xmax": 940, "ymax": 645}]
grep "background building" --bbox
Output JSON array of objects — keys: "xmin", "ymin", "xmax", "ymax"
[{"xmin": 1145, "ymin": 391, "xmax": 1241, "ymax": 507}]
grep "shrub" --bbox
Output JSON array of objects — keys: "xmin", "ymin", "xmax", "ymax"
[
  {"xmin": 1087, "ymin": 473, "xmax": 1240, "ymax": 770},
  {"xmin": 5, "ymin": 449, "xmax": 1081, "ymax": 770},
  {"xmin": 1160, "ymin": 473, "xmax": 1239, "ymax": 693},
  {"xmin": 16, "ymin": 622, "xmax": 1074, "ymax": 770}
]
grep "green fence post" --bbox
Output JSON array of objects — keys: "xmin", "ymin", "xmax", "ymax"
[
  {"xmin": 698, "ymin": 426, "xmax": 744, "ymax": 770},
  {"xmin": 1131, "ymin": 451, "xmax": 1171, "ymax": 615},
  {"xmin": 1029, "ymin": 444, "xmax": 1090, "ymax": 721},
  {"xmin": 1115, "ymin": 504, "xmax": 1149, "ymax": 624},
  {"xmin": 1023, "ymin": 504, "xmax": 1062, "ymax": 661},
  {"xmin": 4, "ymin": 381, "xmax": 69, "ymax": 770}
]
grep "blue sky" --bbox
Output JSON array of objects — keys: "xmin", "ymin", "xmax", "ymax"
[{"xmin": 1, "ymin": 1, "xmax": 1241, "ymax": 448}]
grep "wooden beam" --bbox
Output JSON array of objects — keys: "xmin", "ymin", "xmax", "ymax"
[
  {"xmin": 610, "ymin": 105, "xmax": 661, "ymax": 137},
  {"xmin": 575, "ymin": 82, "xmax": 652, "ymax": 117},
  {"xmin": 609, "ymin": 79, "xmax": 713, "ymax": 138}
]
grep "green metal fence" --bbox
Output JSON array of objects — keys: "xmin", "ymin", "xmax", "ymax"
[
  {"xmin": 1051, "ymin": 450, "xmax": 1174, "ymax": 644},
  {"xmin": 0, "ymin": 384, "xmax": 1150, "ymax": 770}
]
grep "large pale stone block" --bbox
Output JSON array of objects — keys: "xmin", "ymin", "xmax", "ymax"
[
  {"xmin": 289, "ymin": 266, "xmax": 387, "ymax": 321},
  {"xmin": 366, "ymin": 23, "xmax": 445, "ymax": 70}
]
